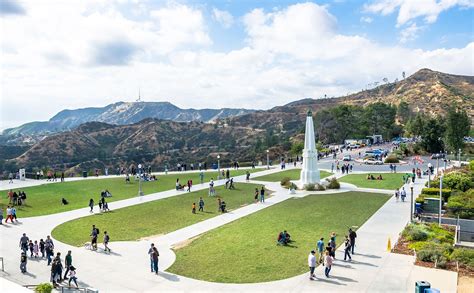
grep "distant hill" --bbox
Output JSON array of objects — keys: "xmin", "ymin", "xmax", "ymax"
[
  {"xmin": 2, "ymin": 101, "xmax": 254, "ymax": 137},
  {"xmin": 3, "ymin": 68, "xmax": 473, "ymax": 171}
]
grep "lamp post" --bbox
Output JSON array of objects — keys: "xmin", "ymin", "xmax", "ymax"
[
  {"xmin": 266, "ymin": 150, "xmax": 270, "ymax": 169},
  {"xmin": 458, "ymin": 148, "xmax": 462, "ymax": 167},
  {"xmin": 217, "ymin": 155, "xmax": 221, "ymax": 180},
  {"xmin": 410, "ymin": 181, "xmax": 414, "ymax": 222},
  {"xmin": 137, "ymin": 163, "xmax": 144, "ymax": 196},
  {"xmin": 427, "ymin": 162, "xmax": 432, "ymax": 188},
  {"xmin": 439, "ymin": 175, "xmax": 443, "ymax": 226}
]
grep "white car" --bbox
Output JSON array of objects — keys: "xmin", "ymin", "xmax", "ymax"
[
  {"xmin": 343, "ymin": 155, "xmax": 352, "ymax": 161},
  {"xmin": 364, "ymin": 158, "xmax": 383, "ymax": 165}
]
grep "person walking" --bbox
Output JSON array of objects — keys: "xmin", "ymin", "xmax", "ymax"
[
  {"xmin": 103, "ymin": 231, "xmax": 110, "ymax": 253},
  {"xmin": 254, "ymin": 188, "xmax": 259, "ymax": 203},
  {"xmin": 90, "ymin": 225, "xmax": 99, "ymax": 250},
  {"xmin": 349, "ymin": 228, "xmax": 357, "ymax": 254},
  {"xmin": 33, "ymin": 240, "xmax": 39, "ymax": 258},
  {"xmin": 400, "ymin": 187, "xmax": 407, "ymax": 202},
  {"xmin": 63, "ymin": 251, "xmax": 72, "ymax": 280},
  {"xmin": 45, "ymin": 236, "xmax": 55, "ymax": 265},
  {"xmin": 308, "ymin": 250, "xmax": 317, "ymax": 280},
  {"xmin": 39, "ymin": 239, "xmax": 45, "ymax": 258},
  {"xmin": 260, "ymin": 186, "xmax": 265, "ymax": 203},
  {"xmin": 68, "ymin": 266, "xmax": 78, "ymax": 288},
  {"xmin": 20, "ymin": 252, "xmax": 27, "ymax": 273},
  {"xmin": 344, "ymin": 235, "xmax": 352, "ymax": 261},
  {"xmin": 148, "ymin": 243, "xmax": 156, "ymax": 273},
  {"xmin": 317, "ymin": 237, "xmax": 325, "ymax": 264},
  {"xmin": 151, "ymin": 246, "xmax": 159, "ymax": 275},
  {"xmin": 19, "ymin": 233, "xmax": 29, "ymax": 253},
  {"xmin": 192, "ymin": 203, "xmax": 196, "ymax": 214},
  {"xmin": 324, "ymin": 251, "xmax": 333, "ymax": 278},
  {"xmin": 394, "ymin": 189, "xmax": 400, "ymax": 201},
  {"xmin": 199, "ymin": 171, "xmax": 204, "ymax": 184},
  {"xmin": 198, "ymin": 197, "xmax": 204, "ymax": 212},
  {"xmin": 89, "ymin": 198, "xmax": 94, "ymax": 213}
]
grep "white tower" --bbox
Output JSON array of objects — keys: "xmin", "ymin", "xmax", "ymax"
[{"xmin": 300, "ymin": 109, "xmax": 320, "ymax": 186}]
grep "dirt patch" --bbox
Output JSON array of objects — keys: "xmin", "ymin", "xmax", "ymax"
[
  {"xmin": 458, "ymin": 275, "xmax": 474, "ymax": 293},
  {"xmin": 172, "ymin": 235, "xmax": 202, "ymax": 250},
  {"xmin": 139, "ymin": 234, "xmax": 164, "ymax": 241}
]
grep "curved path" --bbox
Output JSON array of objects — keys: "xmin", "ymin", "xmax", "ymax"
[{"xmin": 0, "ymin": 167, "xmax": 457, "ymax": 292}]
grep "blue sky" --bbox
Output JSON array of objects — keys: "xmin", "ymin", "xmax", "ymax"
[{"xmin": 1, "ymin": 0, "xmax": 473, "ymax": 129}]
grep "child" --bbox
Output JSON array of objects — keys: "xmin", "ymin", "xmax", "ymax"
[
  {"xmin": 33, "ymin": 240, "xmax": 39, "ymax": 258},
  {"xmin": 68, "ymin": 266, "xmax": 78, "ymax": 288},
  {"xmin": 324, "ymin": 251, "xmax": 334, "ymax": 278},
  {"xmin": 39, "ymin": 239, "xmax": 45, "ymax": 258},
  {"xmin": 20, "ymin": 252, "xmax": 27, "ymax": 273},
  {"xmin": 103, "ymin": 231, "xmax": 110, "ymax": 253},
  {"xmin": 28, "ymin": 240, "xmax": 34, "ymax": 258},
  {"xmin": 192, "ymin": 203, "xmax": 196, "ymax": 214}
]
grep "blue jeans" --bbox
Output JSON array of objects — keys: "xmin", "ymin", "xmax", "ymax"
[
  {"xmin": 260, "ymin": 195, "xmax": 264, "ymax": 202},
  {"xmin": 325, "ymin": 266, "xmax": 331, "ymax": 277},
  {"xmin": 344, "ymin": 248, "xmax": 351, "ymax": 260},
  {"xmin": 152, "ymin": 260, "xmax": 158, "ymax": 273}
]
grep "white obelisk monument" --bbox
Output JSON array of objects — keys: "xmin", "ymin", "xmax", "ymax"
[{"xmin": 300, "ymin": 109, "xmax": 320, "ymax": 187}]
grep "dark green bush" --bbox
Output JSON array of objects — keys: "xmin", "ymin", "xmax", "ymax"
[
  {"xmin": 384, "ymin": 155, "xmax": 400, "ymax": 163},
  {"xmin": 402, "ymin": 224, "xmax": 429, "ymax": 241},
  {"xmin": 417, "ymin": 242, "xmax": 452, "ymax": 262},
  {"xmin": 326, "ymin": 177, "xmax": 340, "ymax": 189},
  {"xmin": 430, "ymin": 172, "xmax": 472, "ymax": 192},
  {"xmin": 280, "ymin": 177, "xmax": 291, "ymax": 187},
  {"xmin": 421, "ymin": 188, "xmax": 452, "ymax": 201},
  {"xmin": 446, "ymin": 190, "xmax": 474, "ymax": 219}
]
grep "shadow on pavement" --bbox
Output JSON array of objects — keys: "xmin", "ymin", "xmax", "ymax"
[{"xmin": 159, "ymin": 271, "xmax": 180, "ymax": 282}]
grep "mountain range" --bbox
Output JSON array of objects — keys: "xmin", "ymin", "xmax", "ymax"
[
  {"xmin": 2, "ymin": 101, "xmax": 254, "ymax": 137},
  {"xmin": 1, "ymin": 68, "xmax": 473, "ymax": 172}
]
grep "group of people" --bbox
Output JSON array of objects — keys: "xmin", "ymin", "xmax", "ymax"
[
  {"xmin": 7, "ymin": 189, "xmax": 27, "ymax": 206},
  {"xmin": 176, "ymin": 179, "xmax": 193, "ymax": 192},
  {"xmin": 19, "ymin": 233, "xmax": 78, "ymax": 288},
  {"xmin": 388, "ymin": 164, "xmax": 398, "ymax": 173},
  {"xmin": 394, "ymin": 187, "xmax": 407, "ymax": 202},
  {"xmin": 255, "ymin": 186, "xmax": 266, "ymax": 203},
  {"xmin": 332, "ymin": 162, "xmax": 353, "ymax": 174},
  {"xmin": 308, "ymin": 228, "xmax": 357, "ymax": 280},
  {"xmin": 89, "ymin": 225, "xmax": 111, "ymax": 253},
  {"xmin": 88, "ymin": 197, "xmax": 110, "ymax": 213},
  {"xmin": 1, "ymin": 206, "xmax": 18, "ymax": 224},
  {"xmin": 366, "ymin": 174, "xmax": 384, "ymax": 180}
]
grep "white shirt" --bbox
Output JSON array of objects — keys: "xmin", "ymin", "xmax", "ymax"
[{"xmin": 308, "ymin": 253, "xmax": 316, "ymax": 267}]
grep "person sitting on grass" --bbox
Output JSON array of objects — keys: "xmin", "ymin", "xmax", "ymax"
[
  {"xmin": 366, "ymin": 174, "xmax": 371, "ymax": 180},
  {"xmin": 377, "ymin": 174, "xmax": 383, "ymax": 180},
  {"xmin": 62, "ymin": 198, "xmax": 69, "ymax": 205},
  {"xmin": 125, "ymin": 174, "xmax": 130, "ymax": 184},
  {"xmin": 176, "ymin": 179, "xmax": 185, "ymax": 191},
  {"xmin": 277, "ymin": 230, "xmax": 291, "ymax": 245}
]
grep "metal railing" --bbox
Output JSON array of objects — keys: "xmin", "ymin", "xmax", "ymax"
[
  {"xmin": 0, "ymin": 257, "xmax": 4, "ymax": 272},
  {"xmin": 60, "ymin": 287, "xmax": 98, "ymax": 293}
]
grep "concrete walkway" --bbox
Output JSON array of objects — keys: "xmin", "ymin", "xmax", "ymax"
[{"xmin": 0, "ymin": 167, "xmax": 457, "ymax": 292}]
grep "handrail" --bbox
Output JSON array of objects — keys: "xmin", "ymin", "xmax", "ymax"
[{"xmin": 0, "ymin": 257, "xmax": 4, "ymax": 272}]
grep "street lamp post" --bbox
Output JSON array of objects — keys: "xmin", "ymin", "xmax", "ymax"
[
  {"xmin": 266, "ymin": 150, "xmax": 270, "ymax": 169},
  {"xmin": 458, "ymin": 148, "xmax": 462, "ymax": 167},
  {"xmin": 410, "ymin": 181, "xmax": 414, "ymax": 222},
  {"xmin": 137, "ymin": 163, "xmax": 144, "ymax": 196},
  {"xmin": 439, "ymin": 175, "xmax": 443, "ymax": 226},
  {"xmin": 427, "ymin": 162, "xmax": 432, "ymax": 188},
  {"xmin": 217, "ymin": 155, "xmax": 221, "ymax": 180},
  {"xmin": 436, "ymin": 157, "xmax": 439, "ymax": 176}
]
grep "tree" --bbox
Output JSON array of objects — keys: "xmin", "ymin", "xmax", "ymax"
[
  {"xmin": 445, "ymin": 107, "xmax": 470, "ymax": 152},
  {"xmin": 407, "ymin": 113, "xmax": 425, "ymax": 136},
  {"xmin": 397, "ymin": 101, "xmax": 412, "ymax": 124},
  {"xmin": 290, "ymin": 141, "xmax": 304, "ymax": 156},
  {"xmin": 420, "ymin": 117, "xmax": 445, "ymax": 153}
]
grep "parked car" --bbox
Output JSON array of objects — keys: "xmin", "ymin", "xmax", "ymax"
[
  {"xmin": 364, "ymin": 158, "xmax": 383, "ymax": 165},
  {"xmin": 430, "ymin": 153, "xmax": 446, "ymax": 159},
  {"xmin": 343, "ymin": 155, "xmax": 352, "ymax": 161}
]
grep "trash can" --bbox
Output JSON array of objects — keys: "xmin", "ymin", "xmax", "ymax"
[
  {"xmin": 82, "ymin": 171, "xmax": 88, "ymax": 178},
  {"xmin": 415, "ymin": 203, "xmax": 422, "ymax": 214},
  {"xmin": 415, "ymin": 281, "xmax": 430, "ymax": 293}
]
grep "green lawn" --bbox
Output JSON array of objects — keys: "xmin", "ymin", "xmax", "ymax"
[
  {"xmin": 167, "ymin": 191, "xmax": 389, "ymax": 283},
  {"xmin": 1, "ymin": 169, "xmax": 261, "ymax": 218},
  {"xmin": 52, "ymin": 183, "xmax": 265, "ymax": 246},
  {"xmin": 253, "ymin": 169, "xmax": 332, "ymax": 182},
  {"xmin": 339, "ymin": 173, "xmax": 405, "ymax": 190}
]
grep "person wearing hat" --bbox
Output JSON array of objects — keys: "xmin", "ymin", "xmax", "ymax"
[{"xmin": 308, "ymin": 250, "xmax": 317, "ymax": 280}]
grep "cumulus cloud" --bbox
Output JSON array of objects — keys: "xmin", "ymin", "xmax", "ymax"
[
  {"xmin": 92, "ymin": 40, "xmax": 138, "ymax": 65},
  {"xmin": 364, "ymin": 0, "xmax": 474, "ymax": 26},
  {"xmin": 399, "ymin": 23, "xmax": 424, "ymax": 43},
  {"xmin": 1, "ymin": 1, "xmax": 473, "ymax": 129},
  {"xmin": 360, "ymin": 16, "xmax": 373, "ymax": 23},
  {"xmin": 212, "ymin": 8, "xmax": 234, "ymax": 28},
  {"xmin": 0, "ymin": 0, "xmax": 25, "ymax": 15}
]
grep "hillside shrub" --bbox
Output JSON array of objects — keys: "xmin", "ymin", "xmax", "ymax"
[
  {"xmin": 280, "ymin": 177, "xmax": 291, "ymax": 187},
  {"xmin": 470, "ymin": 160, "xmax": 474, "ymax": 172},
  {"xmin": 450, "ymin": 248, "xmax": 474, "ymax": 268},
  {"xmin": 446, "ymin": 190, "xmax": 474, "ymax": 219},
  {"xmin": 305, "ymin": 183, "xmax": 325, "ymax": 191},
  {"xmin": 384, "ymin": 155, "xmax": 400, "ymax": 163},
  {"xmin": 421, "ymin": 188, "xmax": 452, "ymax": 202},
  {"xmin": 402, "ymin": 224, "xmax": 429, "ymax": 241},
  {"xmin": 416, "ymin": 242, "xmax": 453, "ymax": 262},
  {"xmin": 35, "ymin": 283, "xmax": 53, "ymax": 293},
  {"xmin": 326, "ymin": 177, "xmax": 340, "ymax": 189},
  {"xmin": 430, "ymin": 172, "xmax": 472, "ymax": 192}
]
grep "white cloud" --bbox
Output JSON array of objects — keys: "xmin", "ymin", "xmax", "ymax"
[
  {"xmin": 399, "ymin": 23, "xmax": 424, "ymax": 43},
  {"xmin": 364, "ymin": 0, "xmax": 474, "ymax": 26},
  {"xmin": 212, "ymin": 8, "xmax": 234, "ymax": 28},
  {"xmin": 1, "ymin": 1, "xmax": 473, "ymax": 130},
  {"xmin": 360, "ymin": 16, "xmax": 373, "ymax": 23}
]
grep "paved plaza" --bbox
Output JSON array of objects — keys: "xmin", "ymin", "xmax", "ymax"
[{"xmin": 0, "ymin": 165, "xmax": 458, "ymax": 292}]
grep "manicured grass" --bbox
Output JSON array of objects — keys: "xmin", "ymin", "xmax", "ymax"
[
  {"xmin": 1, "ymin": 169, "xmax": 261, "ymax": 218},
  {"xmin": 52, "ymin": 183, "xmax": 265, "ymax": 246},
  {"xmin": 167, "ymin": 191, "xmax": 390, "ymax": 283},
  {"xmin": 253, "ymin": 169, "xmax": 332, "ymax": 182},
  {"xmin": 339, "ymin": 173, "xmax": 406, "ymax": 190}
]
